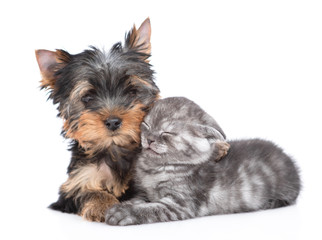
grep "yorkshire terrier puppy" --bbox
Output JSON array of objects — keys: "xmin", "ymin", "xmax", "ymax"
[{"xmin": 35, "ymin": 18, "xmax": 160, "ymax": 222}]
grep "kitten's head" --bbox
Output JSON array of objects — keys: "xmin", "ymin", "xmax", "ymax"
[{"xmin": 139, "ymin": 97, "xmax": 230, "ymax": 165}]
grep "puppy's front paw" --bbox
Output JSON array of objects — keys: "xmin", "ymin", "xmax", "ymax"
[
  {"xmin": 80, "ymin": 192, "xmax": 119, "ymax": 222},
  {"xmin": 105, "ymin": 204, "xmax": 139, "ymax": 226},
  {"xmin": 214, "ymin": 141, "xmax": 230, "ymax": 162},
  {"xmin": 81, "ymin": 203, "xmax": 107, "ymax": 222}
]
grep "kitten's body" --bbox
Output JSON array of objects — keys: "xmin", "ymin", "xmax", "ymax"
[
  {"xmin": 137, "ymin": 139, "xmax": 299, "ymax": 217},
  {"xmin": 105, "ymin": 97, "xmax": 301, "ymax": 225}
]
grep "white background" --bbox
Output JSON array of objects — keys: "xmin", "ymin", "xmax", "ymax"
[{"xmin": 1, "ymin": 0, "xmax": 321, "ymax": 239}]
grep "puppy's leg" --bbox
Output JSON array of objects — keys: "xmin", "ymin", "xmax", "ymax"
[
  {"xmin": 80, "ymin": 191, "xmax": 118, "ymax": 222},
  {"xmin": 50, "ymin": 163, "xmax": 127, "ymax": 222}
]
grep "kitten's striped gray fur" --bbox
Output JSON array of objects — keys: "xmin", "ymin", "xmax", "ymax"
[{"xmin": 105, "ymin": 97, "xmax": 301, "ymax": 225}]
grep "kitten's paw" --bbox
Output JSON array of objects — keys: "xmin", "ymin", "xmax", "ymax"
[
  {"xmin": 105, "ymin": 204, "xmax": 139, "ymax": 226},
  {"xmin": 214, "ymin": 141, "xmax": 230, "ymax": 162}
]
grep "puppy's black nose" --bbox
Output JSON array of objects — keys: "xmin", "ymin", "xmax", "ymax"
[{"xmin": 105, "ymin": 117, "xmax": 122, "ymax": 131}]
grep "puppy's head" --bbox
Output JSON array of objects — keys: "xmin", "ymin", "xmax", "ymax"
[{"xmin": 35, "ymin": 18, "xmax": 160, "ymax": 155}]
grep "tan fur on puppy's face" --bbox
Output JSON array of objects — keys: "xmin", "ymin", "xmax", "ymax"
[{"xmin": 64, "ymin": 103, "xmax": 146, "ymax": 156}]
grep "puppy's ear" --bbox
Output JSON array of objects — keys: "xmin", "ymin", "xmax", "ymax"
[
  {"xmin": 35, "ymin": 49, "xmax": 71, "ymax": 90},
  {"xmin": 125, "ymin": 17, "xmax": 151, "ymax": 57}
]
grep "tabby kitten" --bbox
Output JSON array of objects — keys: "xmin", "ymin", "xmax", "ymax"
[{"xmin": 105, "ymin": 97, "xmax": 301, "ymax": 226}]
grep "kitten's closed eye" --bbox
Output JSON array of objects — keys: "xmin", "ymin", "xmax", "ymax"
[{"xmin": 160, "ymin": 132, "xmax": 176, "ymax": 137}]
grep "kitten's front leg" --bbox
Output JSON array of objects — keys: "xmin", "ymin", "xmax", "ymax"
[
  {"xmin": 105, "ymin": 200, "xmax": 143, "ymax": 226},
  {"xmin": 105, "ymin": 198, "xmax": 190, "ymax": 226}
]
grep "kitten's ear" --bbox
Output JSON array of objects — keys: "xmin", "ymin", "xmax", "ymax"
[
  {"xmin": 194, "ymin": 124, "xmax": 230, "ymax": 161},
  {"xmin": 125, "ymin": 18, "xmax": 151, "ymax": 58},
  {"xmin": 194, "ymin": 125, "xmax": 225, "ymax": 141},
  {"xmin": 35, "ymin": 49, "xmax": 71, "ymax": 90}
]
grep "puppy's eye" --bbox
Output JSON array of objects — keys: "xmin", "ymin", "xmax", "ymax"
[
  {"xmin": 81, "ymin": 94, "xmax": 94, "ymax": 104},
  {"xmin": 129, "ymin": 89, "xmax": 138, "ymax": 96}
]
